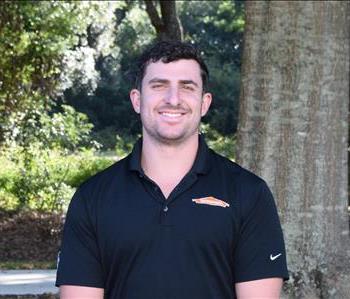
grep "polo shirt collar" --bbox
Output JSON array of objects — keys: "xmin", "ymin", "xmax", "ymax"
[{"xmin": 128, "ymin": 134, "xmax": 212, "ymax": 175}]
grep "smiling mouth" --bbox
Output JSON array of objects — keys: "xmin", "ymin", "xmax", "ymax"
[{"xmin": 159, "ymin": 112, "xmax": 184, "ymax": 117}]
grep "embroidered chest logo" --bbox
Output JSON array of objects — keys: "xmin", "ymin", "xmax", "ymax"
[{"xmin": 192, "ymin": 196, "xmax": 230, "ymax": 208}]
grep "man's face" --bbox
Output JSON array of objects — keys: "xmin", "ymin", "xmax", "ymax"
[{"xmin": 130, "ymin": 59, "xmax": 212, "ymax": 145}]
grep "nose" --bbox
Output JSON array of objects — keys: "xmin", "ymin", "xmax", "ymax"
[{"xmin": 165, "ymin": 86, "xmax": 181, "ymax": 106}]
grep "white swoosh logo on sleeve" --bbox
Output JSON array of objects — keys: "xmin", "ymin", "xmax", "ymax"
[{"xmin": 270, "ymin": 253, "xmax": 282, "ymax": 261}]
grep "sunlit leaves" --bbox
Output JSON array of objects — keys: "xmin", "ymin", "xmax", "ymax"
[
  {"xmin": 0, "ymin": 1, "xmax": 124, "ymax": 147},
  {"xmin": 203, "ymin": 1, "xmax": 244, "ymax": 33}
]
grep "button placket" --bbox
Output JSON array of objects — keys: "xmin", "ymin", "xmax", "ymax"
[
  {"xmin": 167, "ymin": 173, "xmax": 198, "ymax": 205},
  {"xmin": 159, "ymin": 202, "xmax": 172, "ymax": 225}
]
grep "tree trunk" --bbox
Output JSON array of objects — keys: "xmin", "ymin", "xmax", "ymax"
[
  {"xmin": 144, "ymin": 0, "xmax": 183, "ymax": 41},
  {"xmin": 237, "ymin": 1, "xmax": 350, "ymax": 298}
]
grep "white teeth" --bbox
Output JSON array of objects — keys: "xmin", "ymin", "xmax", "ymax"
[{"xmin": 161, "ymin": 112, "xmax": 182, "ymax": 117}]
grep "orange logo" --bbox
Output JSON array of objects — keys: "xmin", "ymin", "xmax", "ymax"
[{"xmin": 192, "ymin": 196, "xmax": 230, "ymax": 208}]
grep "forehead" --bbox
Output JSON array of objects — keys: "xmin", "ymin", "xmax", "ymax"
[{"xmin": 143, "ymin": 59, "xmax": 202, "ymax": 83}]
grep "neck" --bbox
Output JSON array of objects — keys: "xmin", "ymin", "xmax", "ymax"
[{"xmin": 141, "ymin": 135, "xmax": 199, "ymax": 184}]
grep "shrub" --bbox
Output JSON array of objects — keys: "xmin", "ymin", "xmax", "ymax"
[
  {"xmin": 0, "ymin": 152, "xmax": 20, "ymax": 211},
  {"xmin": 0, "ymin": 144, "xmax": 116, "ymax": 213},
  {"xmin": 7, "ymin": 144, "xmax": 74, "ymax": 212},
  {"xmin": 201, "ymin": 123, "xmax": 236, "ymax": 161},
  {"xmin": 0, "ymin": 101, "xmax": 111, "ymax": 212},
  {"xmin": 63, "ymin": 150, "xmax": 116, "ymax": 188},
  {"xmin": 115, "ymin": 133, "xmax": 138, "ymax": 158}
]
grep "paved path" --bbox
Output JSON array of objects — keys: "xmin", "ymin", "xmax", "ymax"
[{"xmin": 0, "ymin": 270, "xmax": 58, "ymax": 295}]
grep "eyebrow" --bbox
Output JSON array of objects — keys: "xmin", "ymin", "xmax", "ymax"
[
  {"xmin": 179, "ymin": 80, "xmax": 199, "ymax": 87},
  {"xmin": 148, "ymin": 78, "xmax": 169, "ymax": 85},
  {"xmin": 148, "ymin": 78, "xmax": 199, "ymax": 88}
]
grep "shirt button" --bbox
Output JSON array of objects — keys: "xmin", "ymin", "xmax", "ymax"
[{"xmin": 163, "ymin": 206, "xmax": 168, "ymax": 212}]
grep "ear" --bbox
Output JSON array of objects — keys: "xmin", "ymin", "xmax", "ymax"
[
  {"xmin": 201, "ymin": 92, "xmax": 212, "ymax": 117},
  {"xmin": 130, "ymin": 89, "xmax": 141, "ymax": 114}
]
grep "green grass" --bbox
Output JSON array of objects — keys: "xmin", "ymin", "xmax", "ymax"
[{"xmin": 0, "ymin": 260, "xmax": 56, "ymax": 270}]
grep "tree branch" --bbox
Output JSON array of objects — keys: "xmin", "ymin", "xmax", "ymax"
[
  {"xmin": 159, "ymin": 0, "xmax": 183, "ymax": 41},
  {"xmin": 144, "ymin": 0, "xmax": 163, "ymax": 32}
]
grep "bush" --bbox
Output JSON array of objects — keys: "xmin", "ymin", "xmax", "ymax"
[
  {"xmin": 39, "ymin": 105, "xmax": 96, "ymax": 151},
  {"xmin": 6, "ymin": 144, "xmax": 75, "ymax": 212},
  {"xmin": 0, "ymin": 100, "xmax": 113, "ymax": 212},
  {"xmin": 201, "ymin": 123, "xmax": 236, "ymax": 161},
  {"xmin": 0, "ymin": 145, "xmax": 116, "ymax": 213},
  {"xmin": 91, "ymin": 126, "xmax": 118, "ymax": 150},
  {"xmin": 64, "ymin": 150, "xmax": 116, "ymax": 188},
  {"xmin": 115, "ymin": 133, "xmax": 139, "ymax": 158},
  {"xmin": 0, "ymin": 153, "xmax": 20, "ymax": 211}
]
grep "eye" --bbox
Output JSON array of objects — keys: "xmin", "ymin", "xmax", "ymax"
[
  {"xmin": 151, "ymin": 84, "xmax": 164, "ymax": 89},
  {"xmin": 182, "ymin": 84, "xmax": 195, "ymax": 91}
]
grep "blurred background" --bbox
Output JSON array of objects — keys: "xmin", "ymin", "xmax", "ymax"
[
  {"xmin": 1, "ymin": 1, "xmax": 349, "ymax": 297},
  {"xmin": 0, "ymin": 0, "xmax": 243, "ymax": 268}
]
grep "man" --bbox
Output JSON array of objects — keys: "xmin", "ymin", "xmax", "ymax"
[{"xmin": 56, "ymin": 41, "xmax": 288, "ymax": 298}]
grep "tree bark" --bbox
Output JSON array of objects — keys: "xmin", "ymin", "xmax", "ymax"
[
  {"xmin": 237, "ymin": 1, "xmax": 350, "ymax": 298},
  {"xmin": 144, "ymin": 0, "xmax": 183, "ymax": 41}
]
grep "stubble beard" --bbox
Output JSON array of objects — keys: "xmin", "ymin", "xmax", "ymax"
[
  {"xmin": 139, "ymin": 95, "xmax": 203, "ymax": 146},
  {"xmin": 142, "ymin": 118, "xmax": 200, "ymax": 147}
]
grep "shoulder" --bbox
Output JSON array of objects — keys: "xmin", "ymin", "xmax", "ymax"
[
  {"xmin": 65, "ymin": 155, "xmax": 131, "ymax": 222},
  {"xmin": 73, "ymin": 155, "xmax": 130, "ymax": 204},
  {"xmin": 210, "ymin": 150, "xmax": 266, "ymax": 187},
  {"xmin": 210, "ymin": 150, "xmax": 271, "ymax": 214}
]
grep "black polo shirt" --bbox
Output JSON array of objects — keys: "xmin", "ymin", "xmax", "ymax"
[{"xmin": 56, "ymin": 135, "xmax": 288, "ymax": 298}]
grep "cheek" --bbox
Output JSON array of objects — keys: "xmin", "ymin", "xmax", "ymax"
[
  {"xmin": 140, "ymin": 100, "xmax": 157, "ymax": 119},
  {"xmin": 141, "ymin": 93, "xmax": 159, "ymax": 107}
]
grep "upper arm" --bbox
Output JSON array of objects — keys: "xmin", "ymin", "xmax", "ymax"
[
  {"xmin": 60, "ymin": 285, "xmax": 104, "ymax": 299},
  {"xmin": 56, "ymin": 189, "xmax": 104, "ymax": 289},
  {"xmin": 235, "ymin": 278, "xmax": 283, "ymax": 299},
  {"xmin": 233, "ymin": 181, "xmax": 289, "ymax": 283}
]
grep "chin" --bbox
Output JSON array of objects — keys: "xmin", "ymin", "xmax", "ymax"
[
  {"xmin": 158, "ymin": 132, "xmax": 199, "ymax": 145},
  {"xmin": 159, "ymin": 135, "xmax": 185, "ymax": 143}
]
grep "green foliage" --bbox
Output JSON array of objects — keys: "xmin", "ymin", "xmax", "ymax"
[
  {"xmin": 39, "ymin": 105, "xmax": 96, "ymax": 151},
  {"xmin": 60, "ymin": 2, "xmax": 123, "ymax": 93},
  {"xmin": 92, "ymin": 126, "xmax": 120, "ymax": 151},
  {"xmin": 115, "ymin": 134, "xmax": 139, "ymax": 158},
  {"xmin": 180, "ymin": 0, "xmax": 244, "ymax": 65},
  {"xmin": 201, "ymin": 123, "xmax": 236, "ymax": 161},
  {"xmin": 63, "ymin": 150, "xmax": 116, "ymax": 188},
  {"xmin": 0, "ymin": 1, "xmax": 90, "ymax": 145},
  {"xmin": 6, "ymin": 144, "xmax": 74, "ymax": 212},
  {"xmin": 0, "ymin": 145, "xmax": 116, "ymax": 212},
  {"xmin": 7, "ymin": 104, "xmax": 95, "ymax": 151},
  {"xmin": 0, "ymin": 260, "xmax": 56, "ymax": 270},
  {"xmin": 0, "ymin": 1, "xmax": 125, "ymax": 148},
  {"xmin": 0, "ymin": 102, "xmax": 114, "ymax": 212},
  {"xmin": 202, "ymin": 1, "xmax": 245, "ymax": 34},
  {"xmin": 0, "ymin": 155, "xmax": 19, "ymax": 211}
]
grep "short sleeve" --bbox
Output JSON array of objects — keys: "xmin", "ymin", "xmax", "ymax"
[
  {"xmin": 233, "ymin": 181, "xmax": 289, "ymax": 282},
  {"xmin": 55, "ymin": 189, "xmax": 104, "ymax": 288}
]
